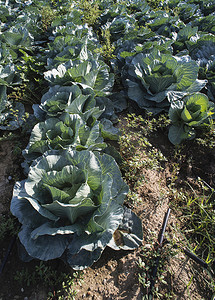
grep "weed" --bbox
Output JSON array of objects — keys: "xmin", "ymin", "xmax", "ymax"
[
  {"xmin": 0, "ymin": 214, "xmax": 19, "ymax": 241},
  {"xmin": 47, "ymin": 274, "xmax": 78, "ymax": 299},
  {"xmin": 119, "ymin": 113, "xmax": 168, "ymax": 189},
  {"xmin": 15, "ymin": 261, "xmax": 82, "ymax": 298},
  {"xmin": 95, "ymin": 29, "xmax": 116, "ymax": 61},
  {"xmin": 196, "ymin": 119, "xmax": 215, "ymax": 149},
  {"xmin": 180, "ymin": 183, "xmax": 215, "ymax": 261},
  {"xmin": 78, "ymin": 0, "xmax": 101, "ymax": 26},
  {"xmin": 41, "ymin": 6, "xmax": 57, "ymax": 31},
  {"xmin": 168, "ymin": 176, "xmax": 215, "ymax": 297},
  {"xmin": 146, "ymin": 0, "xmax": 168, "ymax": 10},
  {"xmin": 138, "ymin": 231, "xmax": 177, "ymax": 299},
  {"xmin": 14, "ymin": 268, "xmax": 37, "ymax": 287}
]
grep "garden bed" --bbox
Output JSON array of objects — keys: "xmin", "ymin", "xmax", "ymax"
[{"xmin": 0, "ymin": 0, "xmax": 215, "ymax": 299}]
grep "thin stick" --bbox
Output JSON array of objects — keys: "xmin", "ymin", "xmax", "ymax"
[
  {"xmin": 149, "ymin": 208, "xmax": 171, "ymax": 297},
  {"xmin": 0, "ymin": 236, "xmax": 16, "ymax": 275}
]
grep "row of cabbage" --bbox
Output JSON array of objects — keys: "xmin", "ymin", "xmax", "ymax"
[
  {"xmin": 1, "ymin": 0, "xmax": 215, "ymax": 269},
  {"xmin": 0, "ymin": 0, "xmax": 143, "ymax": 270}
]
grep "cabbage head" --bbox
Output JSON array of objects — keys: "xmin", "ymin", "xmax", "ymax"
[
  {"xmin": 124, "ymin": 50, "xmax": 207, "ymax": 113},
  {"xmin": 11, "ymin": 150, "xmax": 143, "ymax": 269},
  {"xmin": 168, "ymin": 93, "xmax": 214, "ymax": 145},
  {"xmin": 33, "ymin": 85, "xmax": 103, "ymax": 125},
  {"xmin": 44, "ymin": 58, "xmax": 114, "ymax": 96},
  {"xmin": 22, "ymin": 112, "xmax": 119, "ymax": 165}
]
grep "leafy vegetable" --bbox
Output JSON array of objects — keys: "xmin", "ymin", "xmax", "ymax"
[
  {"xmin": 44, "ymin": 58, "xmax": 114, "ymax": 96},
  {"xmin": 175, "ymin": 2, "xmax": 201, "ymax": 23},
  {"xmin": 168, "ymin": 93, "xmax": 214, "ymax": 145},
  {"xmin": 22, "ymin": 112, "xmax": 119, "ymax": 165},
  {"xmin": 11, "ymin": 150, "xmax": 143, "ymax": 269},
  {"xmin": 33, "ymin": 85, "xmax": 103, "ymax": 124},
  {"xmin": 173, "ymin": 25, "xmax": 198, "ymax": 54},
  {"xmin": 102, "ymin": 15, "xmax": 136, "ymax": 42},
  {"xmin": 138, "ymin": 10, "xmax": 184, "ymax": 38},
  {"xmin": 191, "ymin": 14, "xmax": 215, "ymax": 35},
  {"xmin": 46, "ymin": 35, "xmax": 98, "ymax": 70},
  {"xmin": 186, "ymin": 33, "xmax": 215, "ymax": 68},
  {"xmin": 124, "ymin": 50, "xmax": 207, "ymax": 113}
]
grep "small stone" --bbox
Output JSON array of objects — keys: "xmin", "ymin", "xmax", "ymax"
[
  {"xmin": 86, "ymin": 291, "xmax": 92, "ymax": 297},
  {"xmin": 24, "ymin": 297, "xmax": 28, "ymax": 300},
  {"xmin": 21, "ymin": 288, "xmax": 24, "ymax": 293},
  {"xmin": 103, "ymin": 279, "xmax": 107, "ymax": 284}
]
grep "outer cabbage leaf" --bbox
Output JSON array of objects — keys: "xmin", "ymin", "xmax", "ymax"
[
  {"xmin": 0, "ymin": 85, "xmax": 7, "ymax": 113},
  {"xmin": 10, "ymin": 150, "xmax": 142, "ymax": 269},
  {"xmin": 175, "ymin": 2, "xmax": 201, "ymax": 23},
  {"xmin": 102, "ymin": 15, "xmax": 136, "ymax": 42},
  {"xmin": 205, "ymin": 60, "xmax": 215, "ymax": 101},
  {"xmin": 111, "ymin": 29, "xmax": 173, "ymax": 73},
  {"xmin": 138, "ymin": 10, "xmax": 184, "ymax": 38},
  {"xmin": 199, "ymin": 0, "xmax": 215, "ymax": 15},
  {"xmin": 0, "ymin": 25, "xmax": 34, "ymax": 60},
  {"xmin": 0, "ymin": 63, "xmax": 21, "ymax": 86},
  {"xmin": 50, "ymin": 22, "xmax": 96, "ymax": 41}
]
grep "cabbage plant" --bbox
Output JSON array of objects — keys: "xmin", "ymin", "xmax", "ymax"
[
  {"xmin": 44, "ymin": 58, "xmax": 114, "ymax": 96},
  {"xmin": 0, "ymin": 63, "xmax": 25, "ymax": 130},
  {"xmin": 10, "ymin": 150, "xmax": 143, "ymax": 269},
  {"xmin": 186, "ymin": 34, "xmax": 215, "ymax": 68},
  {"xmin": 138, "ymin": 10, "xmax": 184, "ymax": 38},
  {"xmin": 191, "ymin": 14, "xmax": 215, "ymax": 35},
  {"xmin": 22, "ymin": 112, "xmax": 119, "ymax": 165},
  {"xmin": 173, "ymin": 25, "xmax": 198, "ymax": 54},
  {"xmin": 168, "ymin": 93, "xmax": 214, "ymax": 145},
  {"xmin": 46, "ymin": 36, "xmax": 98, "ymax": 70},
  {"xmin": 124, "ymin": 50, "xmax": 207, "ymax": 113},
  {"xmin": 33, "ymin": 85, "xmax": 103, "ymax": 124},
  {"xmin": 102, "ymin": 15, "xmax": 136, "ymax": 42},
  {"xmin": 186, "ymin": 34, "xmax": 215, "ymax": 100},
  {"xmin": 34, "ymin": 84, "xmax": 119, "ymax": 126}
]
